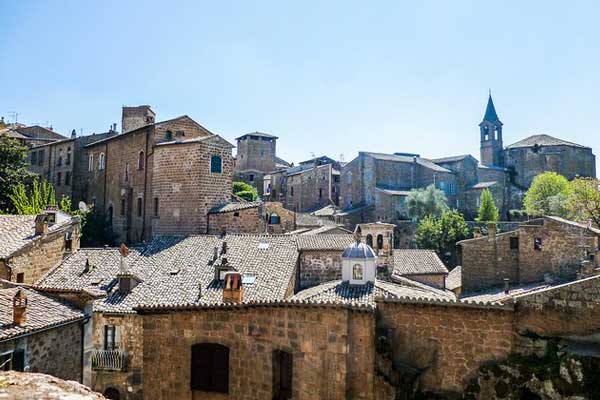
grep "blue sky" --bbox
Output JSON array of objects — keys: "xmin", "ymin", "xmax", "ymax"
[{"xmin": 1, "ymin": 1, "xmax": 599, "ymax": 165}]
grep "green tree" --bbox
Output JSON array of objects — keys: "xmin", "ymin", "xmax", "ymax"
[
  {"xmin": 567, "ymin": 177, "xmax": 600, "ymax": 227},
  {"xmin": 0, "ymin": 136, "xmax": 35, "ymax": 213},
  {"xmin": 233, "ymin": 181, "xmax": 258, "ymax": 201},
  {"xmin": 80, "ymin": 208, "xmax": 117, "ymax": 247},
  {"xmin": 406, "ymin": 184, "xmax": 448, "ymax": 220},
  {"xmin": 9, "ymin": 180, "xmax": 58, "ymax": 215},
  {"xmin": 476, "ymin": 189, "xmax": 499, "ymax": 222},
  {"xmin": 416, "ymin": 210, "xmax": 470, "ymax": 266},
  {"xmin": 523, "ymin": 172, "xmax": 570, "ymax": 218}
]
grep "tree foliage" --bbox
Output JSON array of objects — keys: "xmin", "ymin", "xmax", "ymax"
[
  {"xmin": 523, "ymin": 172, "xmax": 571, "ymax": 218},
  {"xmin": 567, "ymin": 177, "xmax": 600, "ymax": 227},
  {"xmin": 233, "ymin": 181, "xmax": 258, "ymax": 201},
  {"xmin": 476, "ymin": 189, "xmax": 499, "ymax": 222},
  {"xmin": 9, "ymin": 180, "xmax": 59, "ymax": 215},
  {"xmin": 80, "ymin": 208, "xmax": 117, "ymax": 247},
  {"xmin": 0, "ymin": 137, "xmax": 35, "ymax": 213},
  {"xmin": 406, "ymin": 184, "xmax": 448, "ymax": 220},
  {"xmin": 416, "ymin": 210, "xmax": 470, "ymax": 266}
]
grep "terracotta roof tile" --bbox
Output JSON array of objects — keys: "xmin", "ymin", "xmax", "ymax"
[{"xmin": 392, "ymin": 250, "xmax": 448, "ymax": 275}]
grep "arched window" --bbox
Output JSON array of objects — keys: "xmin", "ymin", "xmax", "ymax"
[
  {"xmin": 88, "ymin": 154, "xmax": 94, "ymax": 171},
  {"xmin": 66, "ymin": 147, "xmax": 72, "ymax": 165},
  {"xmin": 366, "ymin": 234, "xmax": 373, "ymax": 248},
  {"xmin": 138, "ymin": 151, "xmax": 145, "ymax": 170},
  {"xmin": 124, "ymin": 163, "xmax": 130, "ymax": 182},
  {"xmin": 210, "ymin": 155, "xmax": 222, "ymax": 174},
  {"xmin": 353, "ymin": 264, "xmax": 364, "ymax": 280},
  {"xmin": 103, "ymin": 388, "xmax": 121, "ymax": 400},
  {"xmin": 99, "ymin": 153, "xmax": 106, "ymax": 170},
  {"xmin": 377, "ymin": 234, "xmax": 384, "ymax": 250},
  {"xmin": 165, "ymin": 130, "xmax": 173, "ymax": 141},
  {"xmin": 191, "ymin": 343, "xmax": 229, "ymax": 393}
]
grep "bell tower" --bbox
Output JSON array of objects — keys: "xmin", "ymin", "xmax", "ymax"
[{"xmin": 479, "ymin": 92, "xmax": 504, "ymax": 167}]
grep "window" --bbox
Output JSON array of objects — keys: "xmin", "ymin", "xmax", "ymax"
[
  {"xmin": 12, "ymin": 350, "xmax": 24, "ymax": 372},
  {"xmin": 191, "ymin": 343, "xmax": 229, "ymax": 393},
  {"xmin": 57, "ymin": 150, "xmax": 63, "ymax": 166},
  {"xmin": 353, "ymin": 264, "xmax": 364, "ymax": 280},
  {"xmin": 31, "ymin": 151, "xmax": 37, "ymax": 165},
  {"xmin": 107, "ymin": 206, "xmax": 114, "ymax": 226},
  {"xmin": 377, "ymin": 234, "xmax": 384, "ymax": 250},
  {"xmin": 318, "ymin": 188, "xmax": 323, "ymax": 199},
  {"xmin": 153, "ymin": 198, "xmax": 159, "ymax": 217},
  {"xmin": 273, "ymin": 350, "xmax": 293, "ymax": 399},
  {"xmin": 165, "ymin": 130, "xmax": 173, "ymax": 141},
  {"xmin": 534, "ymin": 237, "xmax": 542, "ymax": 251},
  {"xmin": 137, "ymin": 198, "xmax": 143, "ymax": 217},
  {"xmin": 269, "ymin": 213, "xmax": 280, "ymax": 225},
  {"xmin": 65, "ymin": 171, "xmax": 71, "ymax": 186},
  {"xmin": 366, "ymin": 234, "xmax": 373, "ymax": 248},
  {"xmin": 121, "ymin": 198, "xmax": 126, "ymax": 216},
  {"xmin": 65, "ymin": 232, "xmax": 73, "ymax": 251},
  {"xmin": 347, "ymin": 171, "xmax": 352, "ymax": 184},
  {"xmin": 88, "ymin": 154, "xmax": 94, "ymax": 171},
  {"xmin": 16, "ymin": 273, "xmax": 24, "ymax": 283},
  {"xmin": 290, "ymin": 187, "xmax": 294, "ymax": 197},
  {"xmin": 99, "ymin": 153, "xmax": 106, "ymax": 170},
  {"xmin": 510, "ymin": 237, "xmax": 519, "ymax": 250},
  {"xmin": 104, "ymin": 325, "xmax": 116, "ymax": 350},
  {"xmin": 137, "ymin": 151, "xmax": 144, "ymax": 170},
  {"xmin": 125, "ymin": 163, "xmax": 130, "ymax": 181},
  {"xmin": 38, "ymin": 149, "xmax": 45, "ymax": 165},
  {"xmin": 210, "ymin": 155, "xmax": 222, "ymax": 174},
  {"xmin": 56, "ymin": 172, "xmax": 62, "ymax": 186},
  {"xmin": 249, "ymin": 174, "xmax": 254, "ymax": 182},
  {"xmin": 0, "ymin": 352, "xmax": 12, "ymax": 371},
  {"xmin": 66, "ymin": 147, "xmax": 71, "ymax": 165}
]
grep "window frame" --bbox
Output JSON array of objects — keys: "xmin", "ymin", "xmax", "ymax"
[
  {"xmin": 104, "ymin": 325, "xmax": 116, "ymax": 351},
  {"xmin": 98, "ymin": 153, "xmax": 106, "ymax": 171},
  {"xmin": 88, "ymin": 154, "xmax": 94, "ymax": 172},
  {"xmin": 352, "ymin": 263, "xmax": 364, "ymax": 280},
  {"xmin": 137, "ymin": 151, "xmax": 145, "ymax": 170},
  {"xmin": 210, "ymin": 155, "xmax": 222, "ymax": 174},
  {"xmin": 510, "ymin": 236, "xmax": 519, "ymax": 250}
]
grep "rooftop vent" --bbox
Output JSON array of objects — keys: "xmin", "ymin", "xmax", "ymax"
[{"xmin": 258, "ymin": 240, "xmax": 269, "ymax": 250}]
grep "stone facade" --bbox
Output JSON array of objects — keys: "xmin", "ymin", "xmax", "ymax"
[
  {"xmin": 298, "ymin": 250, "xmax": 343, "ymax": 289},
  {"xmin": 0, "ymin": 322, "xmax": 83, "ymax": 382},
  {"xmin": 207, "ymin": 205, "xmax": 261, "ymax": 235},
  {"xmin": 265, "ymin": 202, "xmax": 297, "ymax": 234},
  {"xmin": 234, "ymin": 132, "xmax": 284, "ymax": 196},
  {"xmin": 460, "ymin": 217, "xmax": 600, "ymax": 293},
  {"xmin": 285, "ymin": 163, "xmax": 339, "ymax": 212}
]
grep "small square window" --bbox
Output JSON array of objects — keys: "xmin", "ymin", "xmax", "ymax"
[
  {"xmin": 534, "ymin": 237, "xmax": 542, "ymax": 251},
  {"xmin": 16, "ymin": 273, "xmax": 24, "ymax": 283},
  {"xmin": 510, "ymin": 237, "xmax": 519, "ymax": 250}
]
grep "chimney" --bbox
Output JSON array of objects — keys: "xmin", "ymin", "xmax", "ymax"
[
  {"xmin": 213, "ymin": 246, "xmax": 219, "ymax": 261},
  {"xmin": 487, "ymin": 222, "xmax": 497, "ymax": 238},
  {"xmin": 119, "ymin": 243, "xmax": 130, "ymax": 275},
  {"xmin": 503, "ymin": 278, "xmax": 510, "ymax": 295},
  {"xmin": 71, "ymin": 129, "xmax": 76, "ymax": 138},
  {"xmin": 221, "ymin": 241, "xmax": 228, "ymax": 255},
  {"xmin": 473, "ymin": 227, "xmax": 482, "ymax": 238},
  {"xmin": 13, "ymin": 289, "xmax": 27, "ymax": 325},
  {"xmin": 34, "ymin": 213, "xmax": 48, "ymax": 236},
  {"xmin": 222, "ymin": 272, "xmax": 244, "ymax": 303}
]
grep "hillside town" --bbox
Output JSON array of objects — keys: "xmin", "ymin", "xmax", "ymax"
[{"xmin": 0, "ymin": 94, "xmax": 599, "ymax": 400}]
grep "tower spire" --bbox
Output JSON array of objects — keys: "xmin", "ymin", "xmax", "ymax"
[{"xmin": 483, "ymin": 92, "xmax": 499, "ymax": 122}]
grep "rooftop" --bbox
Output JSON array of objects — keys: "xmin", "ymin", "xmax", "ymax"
[
  {"xmin": 208, "ymin": 201, "xmax": 261, "ymax": 214},
  {"xmin": 0, "ymin": 287, "xmax": 85, "ymax": 341},
  {"xmin": 361, "ymin": 152, "xmax": 451, "ymax": 173},
  {"xmin": 431, "ymin": 154, "xmax": 477, "ymax": 164},
  {"xmin": 392, "ymin": 250, "xmax": 448, "ymax": 276},
  {"xmin": 296, "ymin": 234, "xmax": 356, "ymax": 251},
  {"xmin": 236, "ymin": 131, "xmax": 278, "ymax": 140},
  {"xmin": 446, "ymin": 266, "xmax": 462, "ymax": 291},
  {"xmin": 506, "ymin": 134, "xmax": 589, "ymax": 150}
]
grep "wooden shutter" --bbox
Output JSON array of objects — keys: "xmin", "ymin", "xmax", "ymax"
[
  {"xmin": 212, "ymin": 345, "xmax": 229, "ymax": 393},
  {"xmin": 12, "ymin": 349, "xmax": 25, "ymax": 372}
]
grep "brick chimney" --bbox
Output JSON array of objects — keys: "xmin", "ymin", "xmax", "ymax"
[
  {"xmin": 222, "ymin": 272, "xmax": 244, "ymax": 303},
  {"xmin": 13, "ymin": 289, "xmax": 27, "ymax": 326},
  {"xmin": 487, "ymin": 222, "xmax": 497, "ymax": 238},
  {"xmin": 34, "ymin": 213, "xmax": 48, "ymax": 236}
]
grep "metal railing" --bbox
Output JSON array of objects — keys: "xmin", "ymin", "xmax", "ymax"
[{"xmin": 91, "ymin": 349, "xmax": 126, "ymax": 371}]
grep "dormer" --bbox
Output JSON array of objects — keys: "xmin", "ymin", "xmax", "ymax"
[
  {"xmin": 341, "ymin": 238, "xmax": 377, "ymax": 285},
  {"xmin": 222, "ymin": 271, "xmax": 244, "ymax": 303}
]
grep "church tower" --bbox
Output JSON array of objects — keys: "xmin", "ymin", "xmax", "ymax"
[{"xmin": 479, "ymin": 93, "xmax": 504, "ymax": 167}]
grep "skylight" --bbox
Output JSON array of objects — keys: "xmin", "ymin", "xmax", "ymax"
[{"xmin": 242, "ymin": 274, "xmax": 256, "ymax": 285}]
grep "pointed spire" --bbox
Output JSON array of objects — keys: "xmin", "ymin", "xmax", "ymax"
[{"xmin": 483, "ymin": 92, "xmax": 499, "ymax": 122}]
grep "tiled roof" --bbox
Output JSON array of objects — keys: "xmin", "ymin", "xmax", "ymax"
[
  {"xmin": 296, "ymin": 234, "xmax": 356, "ymax": 251},
  {"xmin": 392, "ymin": 250, "xmax": 448, "ymax": 275},
  {"xmin": 446, "ymin": 266, "xmax": 462, "ymax": 291},
  {"xmin": 431, "ymin": 154, "xmax": 476, "ymax": 164},
  {"xmin": 291, "ymin": 279, "xmax": 455, "ymax": 308},
  {"xmin": 298, "ymin": 226, "xmax": 352, "ymax": 235},
  {"xmin": 275, "ymin": 156, "xmax": 292, "ymax": 168},
  {"xmin": 376, "ymin": 187, "xmax": 412, "ymax": 196},
  {"xmin": 0, "ymin": 287, "xmax": 85, "ymax": 341},
  {"xmin": 236, "ymin": 131, "xmax": 278, "ymax": 140},
  {"xmin": 37, "ymin": 235, "xmax": 299, "ymax": 313},
  {"xmin": 361, "ymin": 152, "xmax": 451, "ymax": 173},
  {"xmin": 543, "ymin": 216, "xmax": 600, "ymax": 235},
  {"xmin": 506, "ymin": 134, "xmax": 589, "ymax": 149},
  {"xmin": 459, "ymin": 281, "xmax": 553, "ymax": 304},
  {"xmin": 295, "ymin": 212, "xmax": 325, "ymax": 227},
  {"xmin": 0, "ymin": 215, "xmax": 73, "ymax": 259},
  {"xmin": 208, "ymin": 201, "xmax": 261, "ymax": 214}
]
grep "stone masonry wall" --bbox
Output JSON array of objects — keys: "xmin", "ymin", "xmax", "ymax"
[
  {"xmin": 298, "ymin": 250, "xmax": 343, "ymax": 289},
  {"xmin": 0, "ymin": 322, "xmax": 83, "ymax": 382},
  {"xmin": 207, "ymin": 207, "xmax": 260, "ymax": 235},
  {"xmin": 376, "ymin": 302, "xmax": 515, "ymax": 393},
  {"xmin": 141, "ymin": 306, "xmax": 375, "ymax": 400}
]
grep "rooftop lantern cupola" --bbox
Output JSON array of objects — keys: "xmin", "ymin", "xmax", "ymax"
[{"xmin": 341, "ymin": 234, "xmax": 377, "ymax": 285}]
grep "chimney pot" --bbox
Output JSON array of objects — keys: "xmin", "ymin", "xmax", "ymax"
[
  {"xmin": 222, "ymin": 272, "xmax": 244, "ymax": 303},
  {"xmin": 13, "ymin": 289, "xmax": 27, "ymax": 325},
  {"xmin": 34, "ymin": 213, "xmax": 48, "ymax": 236},
  {"xmin": 221, "ymin": 242, "xmax": 227, "ymax": 255},
  {"xmin": 503, "ymin": 278, "xmax": 510, "ymax": 294}
]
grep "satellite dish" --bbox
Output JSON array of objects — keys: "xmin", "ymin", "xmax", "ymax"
[{"xmin": 78, "ymin": 201, "xmax": 88, "ymax": 212}]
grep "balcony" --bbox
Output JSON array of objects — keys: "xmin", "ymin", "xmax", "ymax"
[{"xmin": 91, "ymin": 349, "xmax": 127, "ymax": 371}]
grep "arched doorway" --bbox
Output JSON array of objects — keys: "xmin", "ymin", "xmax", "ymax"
[{"xmin": 104, "ymin": 387, "xmax": 121, "ymax": 400}]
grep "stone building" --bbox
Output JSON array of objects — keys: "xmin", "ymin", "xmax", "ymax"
[
  {"xmin": 207, "ymin": 202, "xmax": 262, "ymax": 235},
  {"xmin": 27, "ymin": 129, "xmax": 118, "ymax": 202},
  {"xmin": 74, "ymin": 106, "xmax": 236, "ymax": 242},
  {"xmin": 1, "ymin": 124, "xmax": 66, "ymax": 147},
  {"xmin": 458, "ymin": 216, "xmax": 600, "ymax": 294},
  {"xmin": 0, "ymin": 285, "xmax": 86, "ymax": 382},
  {"xmin": 33, "ymin": 215, "xmax": 600, "ymax": 399},
  {"xmin": 0, "ymin": 208, "xmax": 80, "ymax": 284},
  {"xmin": 234, "ymin": 132, "xmax": 290, "ymax": 196}
]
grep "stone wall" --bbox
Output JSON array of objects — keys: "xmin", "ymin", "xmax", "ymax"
[
  {"xmin": 7, "ymin": 222, "xmax": 80, "ymax": 285},
  {"xmin": 235, "ymin": 135, "xmax": 276, "ymax": 176},
  {"xmin": 207, "ymin": 207, "xmax": 261, "ymax": 235},
  {"xmin": 376, "ymin": 301, "xmax": 515, "ymax": 393},
  {"xmin": 141, "ymin": 306, "xmax": 375, "ymax": 400},
  {"xmin": 285, "ymin": 164, "xmax": 336, "ymax": 212},
  {"xmin": 90, "ymin": 313, "xmax": 144, "ymax": 400},
  {"xmin": 405, "ymin": 274, "xmax": 446, "ymax": 289},
  {"xmin": 265, "ymin": 202, "xmax": 296, "ymax": 234},
  {"xmin": 298, "ymin": 250, "xmax": 343, "ymax": 289},
  {"xmin": 0, "ymin": 321, "xmax": 83, "ymax": 382}
]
